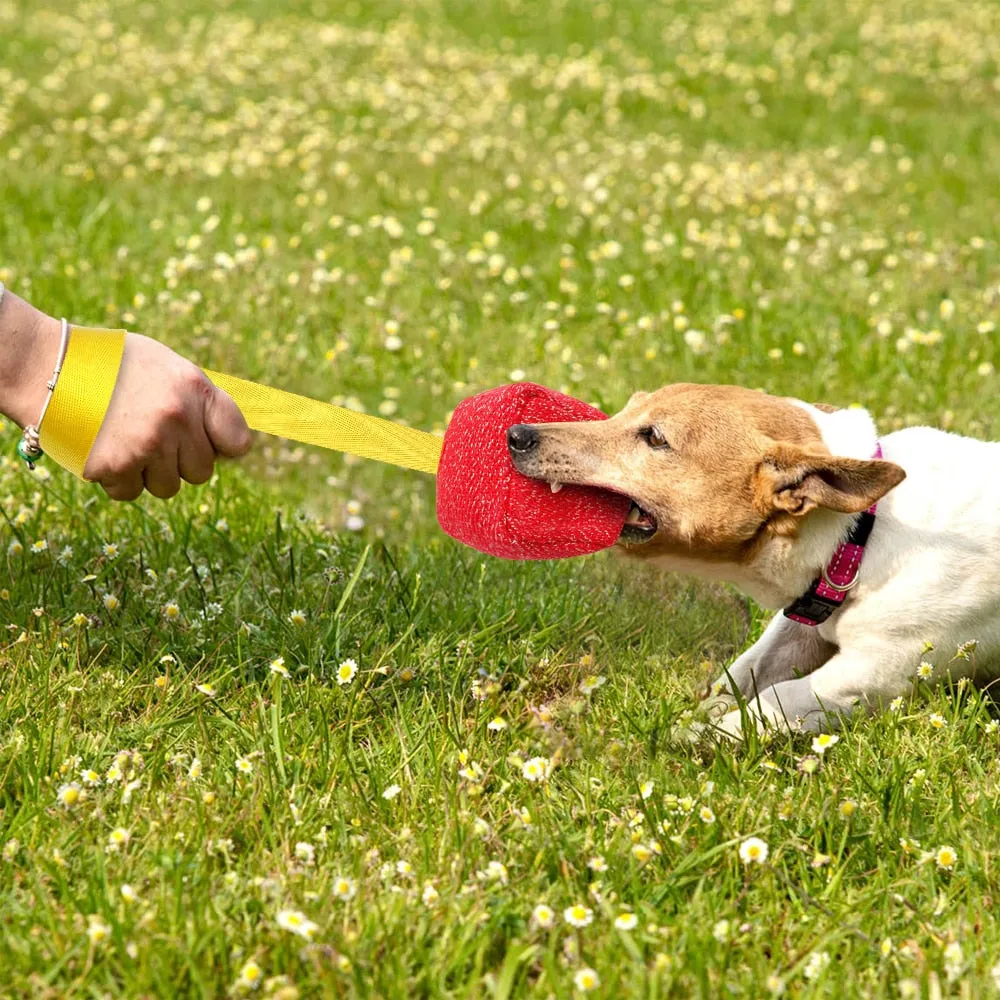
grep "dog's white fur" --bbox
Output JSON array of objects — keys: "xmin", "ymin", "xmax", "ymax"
[{"xmin": 708, "ymin": 404, "xmax": 1000, "ymax": 736}]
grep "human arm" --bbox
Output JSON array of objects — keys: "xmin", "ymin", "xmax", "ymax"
[{"xmin": 0, "ymin": 283, "xmax": 251, "ymax": 500}]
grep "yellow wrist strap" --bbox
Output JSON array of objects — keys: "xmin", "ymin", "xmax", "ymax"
[{"xmin": 39, "ymin": 327, "xmax": 443, "ymax": 480}]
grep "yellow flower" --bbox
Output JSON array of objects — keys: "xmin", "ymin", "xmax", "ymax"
[
  {"xmin": 531, "ymin": 903, "xmax": 555, "ymax": 928},
  {"xmin": 738, "ymin": 837, "xmax": 769, "ymax": 865},
  {"xmin": 337, "ymin": 659, "xmax": 358, "ymax": 686},
  {"xmin": 935, "ymin": 845, "xmax": 957, "ymax": 871},
  {"xmin": 839, "ymin": 799, "xmax": 857, "ymax": 818},
  {"xmin": 563, "ymin": 904, "xmax": 593, "ymax": 928},
  {"xmin": 578, "ymin": 675, "xmax": 606, "ymax": 695},
  {"xmin": 120, "ymin": 883, "xmax": 139, "ymax": 904},
  {"xmin": 288, "ymin": 609, "xmax": 307, "ymax": 627},
  {"xmin": 86, "ymin": 915, "xmax": 111, "ymax": 945},
  {"xmin": 332, "ymin": 877, "xmax": 356, "ymax": 901},
  {"xmin": 614, "ymin": 913, "xmax": 638, "ymax": 931},
  {"xmin": 573, "ymin": 968, "xmax": 600, "ymax": 992},
  {"xmin": 196, "ymin": 683, "xmax": 217, "ymax": 698},
  {"xmin": 276, "ymin": 908, "xmax": 318, "ymax": 940},
  {"xmin": 57, "ymin": 782, "xmax": 84, "ymax": 808},
  {"xmin": 811, "ymin": 733, "xmax": 839, "ymax": 754},
  {"xmin": 521, "ymin": 756, "xmax": 551, "ymax": 782},
  {"xmin": 108, "ymin": 827, "xmax": 130, "ymax": 850},
  {"xmin": 236, "ymin": 960, "xmax": 263, "ymax": 991}
]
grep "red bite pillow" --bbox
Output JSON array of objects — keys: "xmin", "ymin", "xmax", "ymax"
[{"xmin": 436, "ymin": 383, "xmax": 631, "ymax": 559}]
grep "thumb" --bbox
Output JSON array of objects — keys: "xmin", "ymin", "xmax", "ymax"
[{"xmin": 204, "ymin": 385, "xmax": 253, "ymax": 458}]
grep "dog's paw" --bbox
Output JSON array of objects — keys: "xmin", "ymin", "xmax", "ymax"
[
  {"xmin": 715, "ymin": 709, "xmax": 750, "ymax": 741},
  {"xmin": 698, "ymin": 692, "xmax": 738, "ymax": 721},
  {"xmin": 670, "ymin": 718, "xmax": 706, "ymax": 744},
  {"xmin": 671, "ymin": 699, "xmax": 741, "ymax": 745},
  {"xmin": 713, "ymin": 705, "xmax": 795, "ymax": 742}
]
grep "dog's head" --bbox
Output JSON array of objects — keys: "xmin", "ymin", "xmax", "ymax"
[{"xmin": 506, "ymin": 383, "xmax": 905, "ymax": 565}]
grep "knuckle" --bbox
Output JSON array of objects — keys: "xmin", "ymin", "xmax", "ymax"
[
  {"xmin": 135, "ymin": 433, "xmax": 162, "ymax": 458},
  {"xmin": 84, "ymin": 460, "xmax": 108, "ymax": 482},
  {"xmin": 107, "ymin": 458, "xmax": 137, "ymax": 479},
  {"xmin": 161, "ymin": 397, "xmax": 188, "ymax": 426},
  {"xmin": 184, "ymin": 366, "xmax": 212, "ymax": 397}
]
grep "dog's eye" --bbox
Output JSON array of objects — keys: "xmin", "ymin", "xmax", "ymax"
[{"xmin": 639, "ymin": 426, "xmax": 670, "ymax": 450}]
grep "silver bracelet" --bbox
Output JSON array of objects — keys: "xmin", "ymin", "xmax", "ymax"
[{"xmin": 18, "ymin": 318, "xmax": 71, "ymax": 470}]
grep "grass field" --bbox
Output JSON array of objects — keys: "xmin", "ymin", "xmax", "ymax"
[{"xmin": 2, "ymin": 0, "xmax": 1000, "ymax": 995}]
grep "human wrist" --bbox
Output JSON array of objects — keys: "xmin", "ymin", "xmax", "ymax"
[{"xmin": 0, "ymin": 287, "xmax": 62, "ymax": 428}]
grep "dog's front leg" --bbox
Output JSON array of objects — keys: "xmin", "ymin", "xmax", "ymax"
[
  {"xmin": 715, "ymin": 642, "xmax": 918, "ymax": 737},
  {"xmin": 704, "ymin": 613, "xmax": 836, "ymax": 715}
]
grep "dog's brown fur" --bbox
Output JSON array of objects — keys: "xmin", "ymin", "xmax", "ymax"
[{"xmin": 511, "ymin": 384, "xmax": 905, "ymax": 566}]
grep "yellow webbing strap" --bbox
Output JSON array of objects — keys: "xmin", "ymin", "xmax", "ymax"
[
  {"xmin": 39, "ymin": 326, "xmax": 443, "ymax": 480},
  {"xmin": 39, "ymin": 326, "xmax": 127, "ymax": 478},
  {"xmin": 203, "ymin": 370, "xmax": 442, "ymax": 475}
]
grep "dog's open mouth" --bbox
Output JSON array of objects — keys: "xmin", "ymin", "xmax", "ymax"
[{"xmin": 619, "ymin": 500, "xmax": 657, "ymax": 544}]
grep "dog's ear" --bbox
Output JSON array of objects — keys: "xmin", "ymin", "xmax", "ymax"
[
  {"xmin": 755, "ymin": 444, "xmax": 905, "ymax": 517},
  {"xmin": 625, "ymin": 390, "xmax": 649, "ymax": 409}
]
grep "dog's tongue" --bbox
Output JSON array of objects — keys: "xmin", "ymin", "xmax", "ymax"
[{"xmin": 435, "ymin": 383, "xmax": 631, "ymax": 559}]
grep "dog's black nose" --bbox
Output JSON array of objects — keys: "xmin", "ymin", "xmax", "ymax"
[{"xmin": 506, "ymin": 423, "xmax": 539, "ymax": 455}]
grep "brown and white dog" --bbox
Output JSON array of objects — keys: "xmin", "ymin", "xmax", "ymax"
[{"xmin": 507, "ymin": 383, "xmax": 1000, "ymax": 736}]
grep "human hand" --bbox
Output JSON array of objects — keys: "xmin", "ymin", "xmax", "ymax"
[{"xmin": 83, "ymin": 333, "xmax": 252, "ymax": 500}]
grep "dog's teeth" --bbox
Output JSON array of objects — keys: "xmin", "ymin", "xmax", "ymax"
[{"xmin": 550, "ymin": 482, "xmax": 563, "ymax": 494}]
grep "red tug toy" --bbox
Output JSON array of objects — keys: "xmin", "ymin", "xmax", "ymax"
[{"xmin": 436, "ymin": 383, "xmax": 631, "ymax": 560}]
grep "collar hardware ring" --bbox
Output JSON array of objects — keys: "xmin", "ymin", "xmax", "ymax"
[{"xmin": 820, "ymin": 566, "xmax": 860, "ymax": 593}]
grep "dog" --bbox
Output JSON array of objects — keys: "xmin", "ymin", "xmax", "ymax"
[{"xmin": 506, "ymin": 382, "xmax": 1000, "ymax": 737}]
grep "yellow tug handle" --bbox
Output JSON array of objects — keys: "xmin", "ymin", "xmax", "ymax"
[{"xmin": 39, "ymin": 327, "xmax": 443, "ymax": 480}]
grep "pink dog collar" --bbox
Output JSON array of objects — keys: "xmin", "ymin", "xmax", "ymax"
[{"xmin": 784, "ymin": 445, "xmax": 882, "ymax": 627}]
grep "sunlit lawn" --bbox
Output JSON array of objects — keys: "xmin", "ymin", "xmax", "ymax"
[{"xmin": 2, "ymin": 0, "xmax": 1000, "ymax": 995}]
